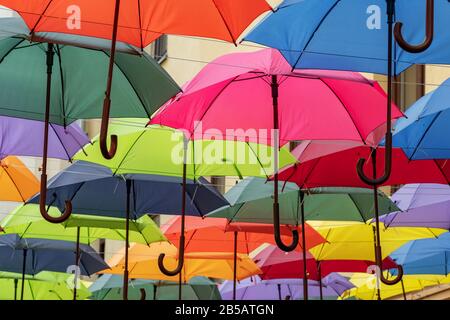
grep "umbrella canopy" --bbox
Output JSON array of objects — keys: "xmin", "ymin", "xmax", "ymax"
[
  {"xmin": 219, "ymin": 275, "xmax": 352, "ymax": 300},
  {"xmin": 380, "ymin": 184, "xmax": 450, "ymax": 230},
  {"xmin": 207, "ymin": 177, "xmax": 399, "ymax": 225},
  {"xmin": 28, "ymin": 161, "xmax": 228, "ymax": 219},
  {"xmin": 0, "ymin": 156, "xmax": 38, "ymax": 202},
  {"xmin": 162, "ymin": 216, "xmax": 325, "ymax": 254},
  {"xmin": 73, "ymin": 121, "xmax": 296, "ymax": 178},
  {"xmin": 150, "ymin": 48, "xmax": 402, "ymax": 147},
  {"xmin": 0, "ymin": 234, "xmax": 108, "ymax": 276},
  {"xmin": 102, "ymin": 242, "xmax": 261, "ymax": 282},
  {"xmin": 0, "ymin": 37, "xmax": 180, "ymax": 125},
  {"xmin": 391, "ymin": 78, "xmax": 450, "ymax": 160},
  {"xmin": 254, "ymin": 244, "xmax": 398, "ymax": 281},
  {"xmin": 90, "ymin": 274, "xmax": 221, "ymax": 301},
  {"xmin": 1, "ymin": 0, "xmax": 272, "ymax": 48},
  {"xmin": 343, "ymin": 273, "xmax": 450, "ymax": 300},
  {"xmin": 0, "ymin": 116, "xmax": 89, "ymax": 160},
  {"xmin": 277, "ymin": 141, "xmax": 450, "ymax": 189},
  {"xmin": 0, "ymin": 271, "xmax": 91, "ymax": 300},
  {"xmin": 1, "ymin": 204, "xmax": 166, "ymax": 244},
  {"xmin": 308, "ymin": 221, "xmax": 446, "ymax": 262},
  {"xmin": 390, "ymin": 232, "xmax": 450, "ymax": 276},
  {"xmin": 244, "ymin": 0, "xmax": 450, "ymax": 75}
]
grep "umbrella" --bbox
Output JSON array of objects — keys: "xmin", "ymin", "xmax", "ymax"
[
  {"xmin": 244, "ymin": 0, "xmax": 445, "ymax": 286},
  {"xmin": 73, "ymin": 120, "xmax": 296, "ymax": 282},
  {"xmin": 0, "ymin": 234, "xmax": 108, "ymax": 300},
  {"xmin": 102, "ymin": 242, "xmax": 262, "ymax": 283},
  {"xmin": 162, "ymin": 215, "xmax": 325, "ymax": 300},
  {"xmin": 343, "ymin": 273, "xmax": 450, "ymax": 300},
  {"xmin": 0, "ymin": 0, "xmax": 271, "ymax": 160},
  {"xmin": 0, "ymin": 36, "xmax": 180, "ymax": 224},
  {"xmin": 219, "ymin": 275, "xmax": 353, "ymax": 300},
  {"xmin": 0, "ymin": 116, "xmax": 89, "ymax": 160},
  {"xmin": 391, "ymin": 77, "xmax": 450, "ymax": 160},
  {"xmin": 0, "ymin": 156, "xmax": 39, "ymax": 202},
  {"xmin": 380, "ymin": 184, "xmax": 450, "ymax": 229},
  {"xmin": 90, "ymin": 274, "xmax": 221, "ymax": 301},
  {"xmin": 390, "ymin": 232, "xmax": 450, "ymax": 276},
  {"xmin": 1, "ymin": 203, "xmax": 167, "ymax": 300},
  {"xmin": 149, "ymin": 48, "xmax": 402, "ymax": 281},
  {"xmin": 207, "ymin": 176, "xmax": 399, "ymax": 298},
  {"xmin": 0, "ymin": 271, "xmax": 91, "ymax": 300},
  {"xmin": 28, "ymin": 160, "xmax": 227, "ymax": 299}
]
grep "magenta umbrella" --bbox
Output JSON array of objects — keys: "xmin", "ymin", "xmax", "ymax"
[{"xmin": 150, "ymin": 48, "xmax": 403, "ymax": 299}]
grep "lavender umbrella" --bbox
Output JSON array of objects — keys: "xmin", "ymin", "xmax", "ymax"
[
  {"xmin": 0, "ymin": 116, "xmax": 89, "ymax": 160},
  {"xmin": 380, "ymin": 184, "xmax": 450, "ymax": 229},
  {"xmin": 219, "ymin": 275, "xmax": 353, "ymax": 300}
]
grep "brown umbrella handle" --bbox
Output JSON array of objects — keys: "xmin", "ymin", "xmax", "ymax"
[
  {"xmin": 375, "ymin": 245, "xmax": 404, "ymax": 285},
  {"xmin": 39, "ymin": 174, "xmax": 72, "ymax": 223},
  {"xmin": 394, "ymin": 0, "xmax": 434, "ymax": 53},
  {"xmin": 139, "ymin": 289, "xmax": 146, "ymax": 300},
  {"xmin": 273, "ymin": 203, "xmax": 299, "ymax": 252},
  {"xmin": 158, "ymin": 235, "xmax": 185, "ymax": 276},
  {"xmin": 99, "ymin": 98, "xmax": 118, "ymax": 160}
]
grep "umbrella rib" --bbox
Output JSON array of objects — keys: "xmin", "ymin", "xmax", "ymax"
[
  {"xmin": 245, "ymin": 141, "xmax": 270, "ymax": 179},
  {"xmin": 210, "ymin": 0, "xmax": 237, "ymax": 45},
  {"xmin": 347, "ymin": 193, "xmax": 369, "ymax": 223},
  {"xmin": 112, "ymin": 130, "xmax": 147, "ymax": 175},
  {"xmin": 0, "ymin": 38, "xmax": 25, "ymax": 65},
  {"xmin": 29, "ymin": 0, "xmax": 54, "ymax": 35},
  {"xmin": 137, "ymin": 0, "xmax": 144, "ymax": 51},
  {"xmin": 49, "ymin": 123, "xmax": 71, "ymax": 161},
  {"xmin": 2, "ymin": 165, "xmax": 26, "ymax": 202},
  {"xmin": 408, "ymin": 111, "xmax": 442, "ymax": 160},
  {"xmin": 433, "ymin": 159, "xmax": 450, "ymax": 186},
  {"xmin": 290, "ymin": 0, "xmax": 340, "ymax": 71}
]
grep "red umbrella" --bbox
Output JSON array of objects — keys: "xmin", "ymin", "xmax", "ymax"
[{"xmin": 1, "ymin": 0, "xmax": 272, "ymax": 160}]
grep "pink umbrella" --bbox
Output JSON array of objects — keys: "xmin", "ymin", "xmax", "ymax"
[{"xmin": 150, "ymin": 49, "xmax": 403, "ymax": 299}]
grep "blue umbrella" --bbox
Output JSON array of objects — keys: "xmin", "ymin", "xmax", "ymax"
[
  {"xmin": 390, "ymin": 78, "xmax": 450, "ymax": 160},
  {"xmin": 0, "ymin": 234, "xmax": 108, "ymax": 300},
  {"xmin": 244, "ymin": 0, "xmax": 445, "ymax": 287},
  {"xmin": 390, "ymin": 232, "xmax": 450, "ymax": 276},
  {"xmin": 28, "ymin": 160, "xmax": 228, "ymax": 299}
]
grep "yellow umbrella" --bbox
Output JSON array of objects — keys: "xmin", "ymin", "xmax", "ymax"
[
  {"xmin": 342, "ymin": 273, "xmax": 450, "ymax": 300},
  {"xmin": 308, "ymin": 221, "xmax": 446, "ymax": 261},
  {"xmin": 0, "ymin": 157, "xmax": 39, "ymax": 202},
  {"xmin": 101, "ymin": 242, "xmax": 261, "ymax": 282}
]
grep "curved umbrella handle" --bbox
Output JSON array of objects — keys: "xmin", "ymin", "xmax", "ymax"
[
  {"xmin": 375, "ymin": 244, "xmax": 404, "ymax": 285},
  {"xmin": 273, "ymin": 203, "xmax": 299, "ymax": 252},
  {"xmin": 158, "ymin": 235, "xmax": 185, "ymax": 276},
  {"xmin": 39, "ymin": 173, "xmax": 72, "ymax": 223},
  {"xmin": 99, "ymin": 98, "xmax": 118, "ymax": 160},
  {"xmin": 394, "ymin": 0, "xmax": 434, "ymax": 53},
  {"xmin": 356, "ymin": 134, "xmax": 392, "ymax": 187}
]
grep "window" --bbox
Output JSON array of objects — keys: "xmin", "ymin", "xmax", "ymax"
[{"xmin": 148, "ymin": 35, "xmax": 168, "ymax": 64}]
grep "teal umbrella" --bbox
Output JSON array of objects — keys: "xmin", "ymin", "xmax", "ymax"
[
  {"xmin": 89, "ymin": 275, "xmax": 221, "ymax": 300},
  {"xmin": 0, "ymin": 36, "xmax": 180, "ymax": 224}
]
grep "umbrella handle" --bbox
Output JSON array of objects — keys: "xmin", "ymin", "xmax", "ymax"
[
  {"xmin": 394, "ymin": 0, "xmax": 434, "ymax": 53},
  {"xmin": 375, "ymin": 244, "xmax": 404, "ymax": 285},
  {"xmin": 158, "ymin": 235, "xmax": 185, "ymax": 276},
  {"xmin": 99, "ymin": 97, "xmax": 118, "ymax": 160},
  {"xmin": 39, "ymin": 173, "xmax": 72, "ymax": 223},
  {"xmin": 356, "ymin": 133, "xmax": 392, "ymax": 186},
  {"xmin": 273, "ymin": 203, "xmax": 299, "ymax": 252},
  {"xmin": 139, "ymin": 288, "xmax": 146, "ymax": 300}
]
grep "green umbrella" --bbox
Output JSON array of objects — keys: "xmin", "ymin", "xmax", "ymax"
[
  {"xmin": 0, "ymin": 271, "xmax": 91, "ymax": 300},
  {"xmin": 74, "ymin": 120, "xmax": 296, "ymax": 179},
  {"xmin": 89, "ymin": 275, "xmax": 221, "ymax": 301},
  {"xmin": 207, "ymin": 177, "xmax": 399, "ymax": 225},
  {"xmin": 0, "ymin": 37, "xmax": 180, "ymax": 224},
  {"xmin": 0, "ymin": 203, "xmax": 167, "ymax": 300},
  {"xmin": 207, "ymin": 177, "xmax": 400, "ymax": 300},
  {"xmin": 1, "ymin": 204, "xmax": 166, "ymax": 245}
]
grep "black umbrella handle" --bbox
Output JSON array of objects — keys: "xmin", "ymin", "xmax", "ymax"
[
  {"xmin": 158, "ymin": 235, "xmax": 185, "ymax": 276},
  {"xmin": 273, "ymin": 203, "xmax": 299, "ymax": 252},
  {"xmin": 394, "ymin": 0, "xmax": 434, "ymax": 53},
  {"xmin": 39, "ymin": 174, "xmax": 72, "ymax": 223}
]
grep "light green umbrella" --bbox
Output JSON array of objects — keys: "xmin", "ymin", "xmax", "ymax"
[
  {"xmin": 89, "ymin": 274, "xmax": 221, "ymax": 301},
  {"xmin": 0, "ymin": 271, "xmax": 91, "ymax": 300},
  {"xmin": 1, "ymin": 204, "xmax": 166, "ymax": 245},
  {"xmin": 73, "ymin": 120, "xmax": 296, "ymax": 179}
]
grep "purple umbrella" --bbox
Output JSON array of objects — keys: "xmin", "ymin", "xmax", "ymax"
[
  {"xmin": 0, "ymin": 116, "xmax": 89, "ymax": 160},
  {"xmin": 219, "ymin": 275, "xmax": 353, "ymax": 301},
  {"xmin": 380, "ymin": 184, "xmax": 450, "ymax": 229}
]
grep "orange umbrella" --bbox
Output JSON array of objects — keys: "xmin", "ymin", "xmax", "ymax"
[
  {"xmin": 0, "ymin": 157, "xmax": 39, "ymax": 202},
  {"xmin": 102, "ymin": 242, "xmax": 261, "ymax": 283},
  {"xmin": 162, "ymin": 216, "xmax": 325, "ymax": 254}
]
